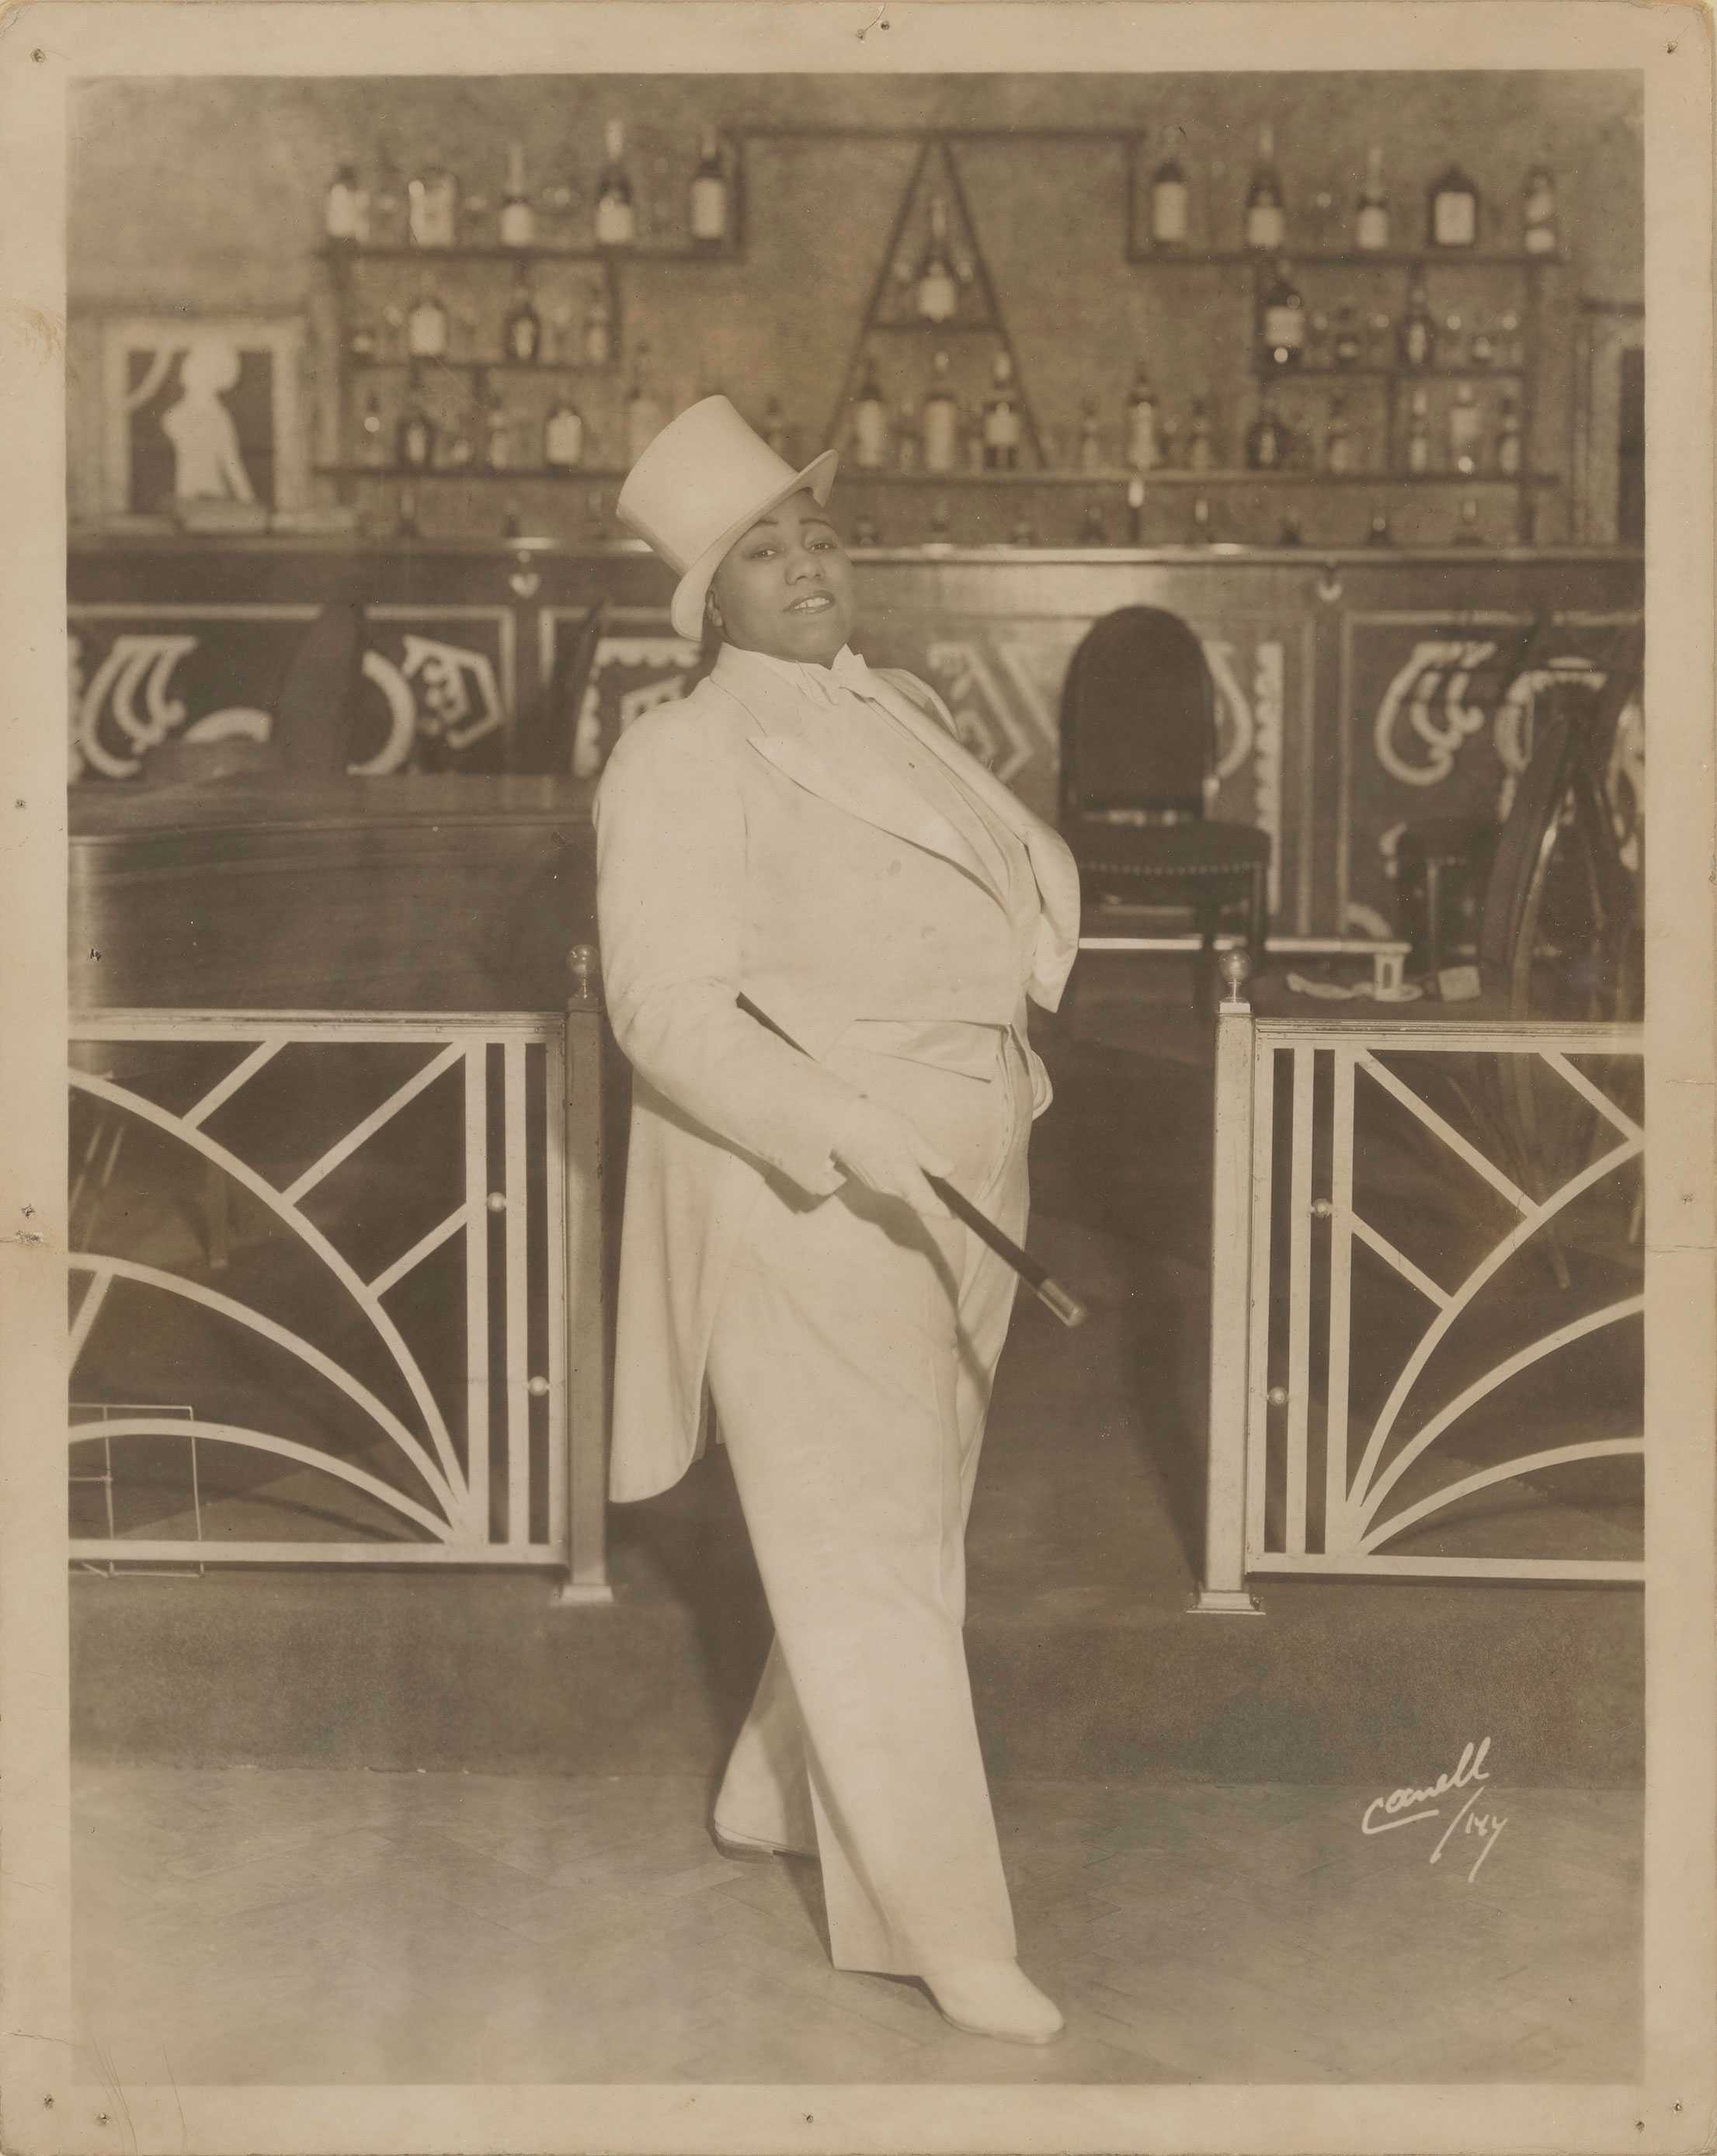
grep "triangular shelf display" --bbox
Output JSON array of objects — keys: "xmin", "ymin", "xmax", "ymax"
[{"xmin": 829, "ymin": 135, "xmax": 1046, "ymax": 471}]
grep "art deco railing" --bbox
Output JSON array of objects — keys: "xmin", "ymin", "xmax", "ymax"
[
  {"xmin": 67, "ymin": 988, "xmax": 609, "ymax": 1598},
  {"xmin": 1198, "ymin": 962, "xmax": 1644, "ymax": 1609}
]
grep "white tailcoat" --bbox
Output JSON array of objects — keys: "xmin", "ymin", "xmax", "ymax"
[{"xmin": 593, "ymin": 643, "xmax": 1081, "ymax": 1502}]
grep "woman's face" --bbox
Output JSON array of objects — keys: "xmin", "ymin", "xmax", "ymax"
[{"xmin": 707, "ymin": 490, "xmax": 856, "ymax": 665}]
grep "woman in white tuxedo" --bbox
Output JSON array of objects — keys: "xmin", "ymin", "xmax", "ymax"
[{"xmin": 596, "ymin": 397, "xmax": 1079, "ymax": 2044}]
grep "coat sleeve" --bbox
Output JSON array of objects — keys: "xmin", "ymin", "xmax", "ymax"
[{"xmin": 593, "ymin": 706, "xmax": 865, "ymax": 1197}]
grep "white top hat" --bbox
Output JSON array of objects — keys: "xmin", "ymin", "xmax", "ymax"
[{"xmin": 616, "ymin": 395, "xmax": 839, "ymax": 642}]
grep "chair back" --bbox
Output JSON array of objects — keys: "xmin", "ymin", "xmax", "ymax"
[
  {"xmin": 271, "ymin": 597, "xmax": 370, "ymax": 776},
  {"xmin": 1059, "ymin": 606, "xmax": 1215, "ymax": 825}
]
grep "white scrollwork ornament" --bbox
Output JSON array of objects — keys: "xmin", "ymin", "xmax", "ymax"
[
  {"xmin": 75, "ymin": 634, "xmax": 200, "ymax": 777},
  {"xmin": 1372, "ymin": 638, "xmax": 1500, "ymax": 788}
]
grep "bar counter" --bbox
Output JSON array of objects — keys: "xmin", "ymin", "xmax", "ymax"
[{"xmin": 71, "ymin": 532, "xmax": 1642, "ymax": 940}]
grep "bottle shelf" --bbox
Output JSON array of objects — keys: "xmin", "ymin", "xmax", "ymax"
[
  {"xmin": 862, "ymin": 319, "xmax": 1005, "ymax": 335},
  {"xmin": 318, "ymin": 463, "xmax": 627, "ymax": 482},
  {"xmin": 318, "ymin": 463, "xmax": 1562, "ymax": 490},
  {"xmin": 351, "ymin": 355, "xmax": 618, "ymax": 374},
  {"xmin": 1254, "ymin": 365, "xmax": 1528, "ymax": 382},
  {"xmin": 321, "ymin": 241, "xmax": 739, "ymax": 266},
  {"xmin": 834, "ymin": 467, "xmax": 1556, "ymax": 488},
  {"xmin": 1127, "ymin": 248, "xmax": 1567, "ymax": 269}
]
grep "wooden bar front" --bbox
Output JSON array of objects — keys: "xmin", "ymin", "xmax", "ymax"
[{"xmin": 71, "ymin": 536, "xmax": 1642, "ymax": 941}]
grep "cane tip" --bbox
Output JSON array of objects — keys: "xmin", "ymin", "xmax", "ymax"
[{"xmin": 1039, "ymin": 1279, "xmax": 1090, "ymax": 1330}]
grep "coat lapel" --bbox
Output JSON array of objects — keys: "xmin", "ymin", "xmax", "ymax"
[
  {"xmin": 710, "ymin": 661, "xmax": 996, "ymax": 888},
  {"xmin": 865, "ymin": 668, "xmax": 1083, "ymax": 997}
]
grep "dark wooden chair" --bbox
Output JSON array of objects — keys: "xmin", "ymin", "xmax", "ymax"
[{"xmin": 1058, "ymin": 606, "xmax": 1270, "ymax": 980}]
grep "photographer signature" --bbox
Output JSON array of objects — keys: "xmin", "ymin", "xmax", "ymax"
[{"xmin": 1361, "ymin": 1737, "xmax": 1507, "ymax": 1880}]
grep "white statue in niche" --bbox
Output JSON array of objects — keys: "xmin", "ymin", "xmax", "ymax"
[{"xmin": 160, "ymin": 336, "xmax": 256, "ymax": 502}]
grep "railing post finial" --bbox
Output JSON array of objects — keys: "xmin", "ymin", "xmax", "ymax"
[
  {"xmin": 1218, "ymin": 946, "xmax": 1253, "ymax": 1010},
  {"xmin": 568, "ymin": 944, "xmax": 599, "ymax": 1005}
]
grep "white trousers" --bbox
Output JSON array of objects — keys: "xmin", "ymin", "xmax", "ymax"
[{"xmin": 706, "ymin": 1027, "xmax": 1032, "ymax": 1977}]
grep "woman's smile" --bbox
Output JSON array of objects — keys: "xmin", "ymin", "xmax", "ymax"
[{"xmin": 709, "ymin": 487, "xmax": 857, "ymax": 662}]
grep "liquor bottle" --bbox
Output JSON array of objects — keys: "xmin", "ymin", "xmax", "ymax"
[
  {"xmin": 1307, "ymin": 311, "xmax": 1332, "ymax": 369},
  {"xmin": 1277, "ymin": 512, "xmax": 1304, "ymax": 547},
  {"xmin": 359, "ymin": 391, "xmax": 386, "ymax": 467},
  {"xmin": 1427, "ymin": 161, "xmax": 1480, "ymax": 249},
  {"xmin": 485, "ymin": 399, "xmax": 512, "ymax": 472},
  {"xmin": 1157, "ymin": 411, "xmax": 1180, "ymax": 470},
  {"xmin": 926, "ymin": 499, "xmax": 953, "ymax": 550},
  {"xmin": 625, "ymin": 348, "xmax": 664, "ymax": 463},
  {"xmin": 1079, "ymin": 500, "xmax": 1107, "ymax": 546},
  {"xmin": 689, "ymin": 127, "xmax": 730, "ymax": 251},
  {"xmin": 1521, "ymin": 162, "xmax": 1558, "ymax": 255},
  {"xmin": 1187, "ymin": 396, "xmax": 1216, "ymax": 472},
  {"xmin": 1470, "ymin": 316, "xmax": 1496, "ymax": 368},
  {"xmin": 1355, "ymin": 144, "xmax": 1389, "ymax": 252},
  {"xmin": 325, "ymin": 161, "xmax": 370, "ymax": 245},
  {"xmin": 1244, "ymin": 123, "xmax": 1286, "ymax": 251},
  {"xmin": 852, "ymin": 350, "xmax": 889, "ymax": 470},
  {"xmin": 1244, "ymin": 387, "xmax": 1287, "ymax": 471},
  {"xmin": 1189, "ymin": 493, "xmax": 1213, "ymax": 545},
  {"xmin": 1149, "ymin": 137, "xmax": 1190, "ymax": 248},
  {"xmin": 544, "ymin": 387, "xmax": 586, "ymax": 469},
  {"xmin": 370, "ymin": 141, "xmax": 408, "ymax": 247},
  {"xmin": 594, "ymin": 120, "xmax": 636, "ymax": 247},
  {"xmin": 1455, "ymin": 495, "xmax": 1482, "ymax": 544},
  {"xmin": 1323, "ymin": 394, "xmax": 1354, "ymax": 474},
  {"xmin": 982, "ymin": 350, "xmax": 1023, "ymax": 471},
  {"xmin": 1499, "ymin": 308, "xmax": 1524, "ymax": 370},
  {"xmin": 396, "ymin": 482, "xmax": 419, "ymax": 538},
  {"xmin": 405, "ymin": 288, "xmax": 448, "ymax": 361},
  {"xmin": 853, "ymin": 513, "xmax": 880, "ymax": 549},
  {"xmin": 582, "ymin": 291, "xmax": 613, "ymax": 369},
  {"xmin": 503, "ymin": 270, "xmax": 544, "ymax": 365},
  {"xmin": 1496, "ymin": 392, "xmax": 1524, "ymax": 476},
  {"xmin": 894, "ymin": 398, "xmax": 921, "ymax": 474},
  {"xmin": 923, "ymin": 349, "xmax": 960, "ymax": 473},
  {"xmin": 1011, "ymin": 516, "xmax": 1037, "ymax": 548},
  {"xmin": 1406, "ymin": 385, "xmax": 1431, "ymax": 474},
  {"xmin": 1367, "ymin": 504, "xmax": 1393, "ymax": 547},
  {"xmin": 1442, "ymin": 312, "xmax": 1468, "ymax": 370},
  {"xmin": 1399, "ymin": 275, "xmax": 1437, "ymax": 368},
  {"xmin": 1125, "ymin": 358, "xmax": 1159, "ymax": 470},
  {"xmin": 349, "ymin": 318, "xmax": 378, "ymax": 363},
  {"xmin": 1333, "ymin": 302, "xmax": 1361, "ymax": 369},
  {"xmin": 397, "ymin": 368, "xmax": 435, "ymax": 470},
  {"xmin": 1259, "ymin": 258, "xmax": 1305, "ymax": 369},
  {"xmin": 1078, "ymin": 399, "xmax": 1104, "ymax": 474},
  {"xmin": 407, "ymin": 164, "xmax": 460, "ymax": 248},
  {"xmin": 442, "ymin": 413, "xmax": 474, "ymax": 469},
  {"xmin": 916, "ymin": 196, "xmax": 960, "ymax": 324},
  {"xmin": 499, "ymin": 141, "xmax": 535, "ymax": 248},
  {"xmin": 1448, "ymin": 382, "xmax": 1482, "ymax": 475},
  {"xmin": 1126, "ymin": 474, "xmax": 1146, "ymax": 544},
  {"xmin": 763, "ymin": 397, "xmax": 791, "ymax": 460}
]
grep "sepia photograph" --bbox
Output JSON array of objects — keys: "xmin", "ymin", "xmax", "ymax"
[{"xmin": 1, "ymin": 5, "xmax": 1712, "ymax": 2152}]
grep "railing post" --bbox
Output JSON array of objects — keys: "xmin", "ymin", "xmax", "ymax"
[
  {"xmin": 554, "ymin": 944, "xmax": 615, "ymax": 1606},
  {"xmin": 1192, "ymin": 949, "xmax": 1264, "ymax": 1615}
]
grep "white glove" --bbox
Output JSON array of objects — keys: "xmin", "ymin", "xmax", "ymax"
[{"xmin": 828, "ymin": 1096, "xmax": 954, "ymax": 1218}]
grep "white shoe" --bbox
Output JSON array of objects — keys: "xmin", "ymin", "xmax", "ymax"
[
  {"xmin": 711, "ymin": 1821, "xmax": 815, "ymax": 1861},
  {"xmin": 920, "ymin": 1960, "xmax": 1065, "ymax": 2045}
]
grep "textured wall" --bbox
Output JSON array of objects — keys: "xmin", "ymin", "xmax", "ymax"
[{"xmin": 68, "ymin": 71, "xmax": 1642, "ymax": 538}]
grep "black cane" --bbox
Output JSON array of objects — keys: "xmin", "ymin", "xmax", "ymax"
[{"xmin": 736, "ymin": 992, "xmax": 1089, "ymax": 1330}]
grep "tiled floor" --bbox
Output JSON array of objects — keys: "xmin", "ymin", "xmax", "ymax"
[{"xmin": 74, "ymin": 1763, "xmax": 1641, "ymax": 2085}]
